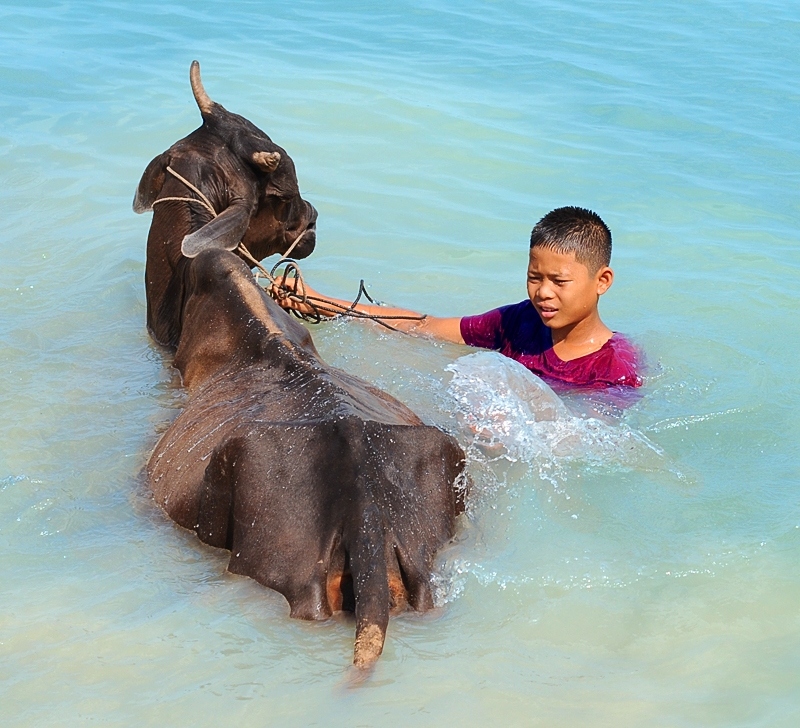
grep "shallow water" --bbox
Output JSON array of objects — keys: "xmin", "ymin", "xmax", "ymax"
[{"xmin": 2, "ymin": 0, "xmax": 799, "ymax": 725}]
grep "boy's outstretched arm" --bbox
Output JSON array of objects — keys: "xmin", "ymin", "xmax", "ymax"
[{"xmin": 270, "ymin": 278, "xmax": 465, "ymax": 344}]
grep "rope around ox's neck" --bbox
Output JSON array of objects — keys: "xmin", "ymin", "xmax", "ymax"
[
  {"xmin": 151, "ymin": 166, "xmax": 219, "ymax": 218},
  {"xmin": 152, "ymin": 166, "xmax": 426, "ymax": 331}
]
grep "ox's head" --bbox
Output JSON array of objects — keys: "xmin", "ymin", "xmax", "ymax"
[{"xmin": 133, "ymin": 61, "xmax": 317, "ymax": 263}]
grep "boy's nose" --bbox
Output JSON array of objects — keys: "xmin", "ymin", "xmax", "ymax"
[{"xmin": 537, "ymin": 281, "xmax": 555, "ymax": 299}]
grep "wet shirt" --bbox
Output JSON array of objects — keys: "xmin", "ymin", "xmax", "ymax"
[{"xmin": 460, "ymin": 300, "xmax": 643, "ymax": 390}]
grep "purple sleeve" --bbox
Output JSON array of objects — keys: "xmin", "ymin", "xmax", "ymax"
[{"xmin": 460, "ymin": 308, "xmax": 504, "ymax": 350}]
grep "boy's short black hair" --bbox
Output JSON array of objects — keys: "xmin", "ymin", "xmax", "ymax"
[{"xmin": 529, "ymin": 206, "xmax": 612, "ymax": 272}]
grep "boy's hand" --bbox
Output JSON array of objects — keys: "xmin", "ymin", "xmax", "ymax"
[
  {"xmin": 269, "ymin": 275, "xmax": 464, "ymax": 344},
  {"xmin": 270, "ymin": 275, "xmax": 316, "ymax": 315}
]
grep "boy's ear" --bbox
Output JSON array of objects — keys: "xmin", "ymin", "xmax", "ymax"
[{"xmin": 596, "ymin": 266, "xmax": 614, "ymax": 295}]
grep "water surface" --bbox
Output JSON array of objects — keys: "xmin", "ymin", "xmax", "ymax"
[{"xmin": 1, "ymin": 1, "xmax": 799, "ymax": 725}]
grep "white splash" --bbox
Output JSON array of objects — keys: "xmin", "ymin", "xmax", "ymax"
[{"xmin": 446, "ymin": 351, "xmax": 664, "ymax": 472}]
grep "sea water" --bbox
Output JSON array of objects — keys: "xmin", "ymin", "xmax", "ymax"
[{"xmin": 1, "ymin": 0, "xmax": 799, "ymax": 725}]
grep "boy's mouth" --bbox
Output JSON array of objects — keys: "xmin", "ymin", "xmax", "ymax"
[{"xmin": 536, "ymin": 303, "xmax": 558, "ymax": 320}]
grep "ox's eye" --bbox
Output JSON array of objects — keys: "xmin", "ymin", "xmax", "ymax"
[
  {"xmin": 263, "ymin": 192, "xmax": 287, "ymax": 207},
  {"xmin": 265, "ymin": 185, "xmax": 296, "ymax": 202},
  {"xmin": 264, "ymin": 193, "xmax": 293, "ymax": 222}
]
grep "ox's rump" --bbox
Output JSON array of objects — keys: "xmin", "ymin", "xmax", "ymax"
[{"xmin": 190, "ymin": 419, "xmax": 465, "ymax": 617}]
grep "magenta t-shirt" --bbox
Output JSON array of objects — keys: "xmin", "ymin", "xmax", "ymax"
[{"xmin": 460, "ymin": 300, "xmax": 642, "ymax": 390}]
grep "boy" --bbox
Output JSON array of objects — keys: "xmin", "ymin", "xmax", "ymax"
[{"xmin": 273, "ymin": 206, "xmax": 642, "ymax": 390}]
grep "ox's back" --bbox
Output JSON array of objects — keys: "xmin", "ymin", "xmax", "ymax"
[
  {"xmin": 146, "ymin": 248, "xmax": 466, "ymax": 666},
  {"xmin": 148, "ymin": 248, "xmax": 431, "ymax": 522}
]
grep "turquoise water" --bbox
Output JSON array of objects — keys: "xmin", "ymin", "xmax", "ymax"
[{"xmin": 2, "ymin": 0, "xmax": 799, "ymax": 724}]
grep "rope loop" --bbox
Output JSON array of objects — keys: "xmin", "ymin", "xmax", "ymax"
[{"xmin": 265, "ymin": 254, "xmax": 426, "ymax": 332}]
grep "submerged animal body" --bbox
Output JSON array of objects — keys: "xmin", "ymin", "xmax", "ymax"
[
  {"xmin": 147, "ymin": 248, "xmax": 467, "ymax": 666},
  {"xmin": 133, "ymin": 61, "xmax": 317, "ymax": 348}
]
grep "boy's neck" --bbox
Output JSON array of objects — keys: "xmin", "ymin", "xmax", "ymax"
[{"xmin": 549, "ymin": 311, "xmax": 613, "ymax": 361}]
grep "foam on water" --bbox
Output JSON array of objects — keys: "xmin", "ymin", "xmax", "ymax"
[{"xmin": 429, "ymin": 352, "xmax": 676, "ymax": 605}]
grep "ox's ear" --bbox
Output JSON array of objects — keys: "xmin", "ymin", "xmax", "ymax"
[
  {"xmin": 251, "ymin": 150, "xmax": 281, "ymax": 173},
  {"xmin": 133, "ymin": 152, "xmax": 170, "ymax": 213},
  {"xmin": 180, "ymin": 199, "xmax": 253, "ymax": 258}
]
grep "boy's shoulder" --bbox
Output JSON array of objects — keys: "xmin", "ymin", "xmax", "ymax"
[
  {"xmin": 590, "ymin": 334, "xmax": 643, "ymax": 388},
  {"xmin": 461, "ymin": 299, "xmax": 544, "ymax": 350}
]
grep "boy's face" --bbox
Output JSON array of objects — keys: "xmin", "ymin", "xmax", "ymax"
[{"xmin": 526, "ymin": 247, "xmax": 613, "ymax": 331}]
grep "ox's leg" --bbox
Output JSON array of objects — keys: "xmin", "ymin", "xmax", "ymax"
[
  {"xmin": 195, "ymin": 439, "xmax": 239, "ymax": 549},
  {"xmin": 286, "ymin": 579, "xmax": 332, "ymax": 621},
  {"xmin": 394, "ymin": 540, "xmax": 435, "ymax": 612},
  {"xmin": 385, "ymin": 540, "xmax": 409, "ymax": 613},
  {"xmin": 213, "ymin": 430, "xmax": 336, "ymax": 622}
]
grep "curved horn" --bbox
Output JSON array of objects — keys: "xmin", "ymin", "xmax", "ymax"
[{"xmin": 190, "ymin": 60, "xmax": 214, "ymax": 114}]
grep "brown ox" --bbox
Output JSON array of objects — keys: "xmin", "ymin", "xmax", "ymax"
[
  {"xmin": 146, "ymin": 248, "xmax": 467, "ymax": 667},
  {"xmin": 133, "ymin": 61, "xmax": 317, "ymax": 348}
]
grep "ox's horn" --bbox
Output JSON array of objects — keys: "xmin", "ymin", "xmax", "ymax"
[{"xmin": 190, "ymin": 60, "xmax": 214, "ymax": 115}]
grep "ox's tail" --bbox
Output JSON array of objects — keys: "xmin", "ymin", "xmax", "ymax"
[{"xmin": 350, "ymin": 503, "xmax": 390, "ymax": 668}]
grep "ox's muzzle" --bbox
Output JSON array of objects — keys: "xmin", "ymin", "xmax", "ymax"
[{"xmin": 286, "ymin": 200, "xmax": 318, "ymax": 260}]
